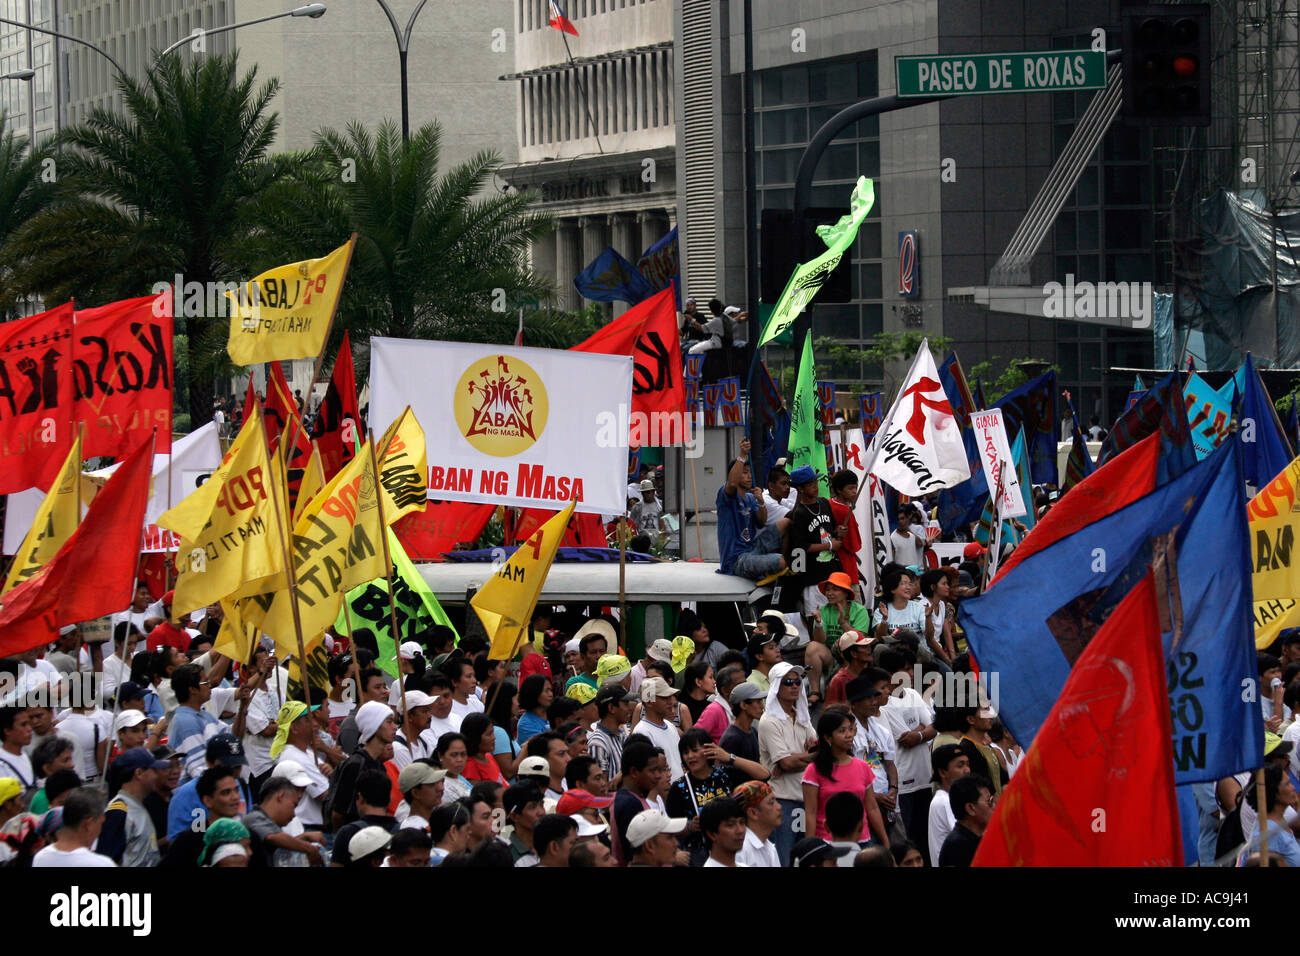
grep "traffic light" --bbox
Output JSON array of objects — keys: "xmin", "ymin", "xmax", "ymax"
[{"xmin": 1121, "ymin": 4, "xmax": 1211, "ymax": 126}]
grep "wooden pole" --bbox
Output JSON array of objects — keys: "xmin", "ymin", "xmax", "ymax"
[
  {"xmin": 368, "ymin": 429, "xmax": 408, "ymax": 723},
  {"xmin": 1256, "ymin": 767, "xmax": 1270, "ymax": 865}
]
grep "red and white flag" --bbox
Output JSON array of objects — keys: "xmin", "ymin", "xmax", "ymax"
[
  {"xmin": 549, "ymin": 0, "xmax": 579, "ymax": 35},
  {"xmin": 866, "ymin": 339, "xmax": 970, "ymax": 496}
]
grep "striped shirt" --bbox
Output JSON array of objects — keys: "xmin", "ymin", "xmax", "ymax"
[
  {"xmin": 170, "ymin": 705, "xmax": 225, "ymax": 781},
  {"xmin": 587, "ymin": 722, "xmax": 627, "ymax": 783}
]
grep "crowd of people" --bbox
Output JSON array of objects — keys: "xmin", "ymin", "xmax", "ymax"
[{"xmin": 0, "ymin": 423, "xmax": 1292, "ymax": 870}]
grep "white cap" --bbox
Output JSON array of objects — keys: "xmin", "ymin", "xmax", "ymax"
[
  {"xmin": 112, "ymin": 709, "xmax": 148, "ymax": 733},
  {"xmin": 207, "ymin": 843, "xmax": 249, "ymax": 866},
  {"xmin": 564, "ymin": 637, "xmax": 582, "ymax": 654},
  {"xmin": 270, "ymin": 760, "xmax": 313, "ymax": 788},
  {"xmin": 646, "ymin": 638, "xmax": 673, "ymax": 662},
  {"xmin": 571, "ymin": 814, "xmax": 608, "ymax": 838},
  {"xmin": 58, "ymin": 625, "xmax": 78, "ymax": 636},
  {"xmin": 397, "ymin": 641, "xmax": 423, "ymax": 661},
  {"xmin": 626, "ymin": 809, "xmax": 687, "ymax": 848},
  {"xmin": 397, "ymin": 689, "xmax": 436, "ymax": 711},
  {"xmin": 348, "ymin": 825, "xmax": 393, "ymax": 861},
  {"xmin": 639, "ymin": 676, "xmax": 679, "ymax": 703}
]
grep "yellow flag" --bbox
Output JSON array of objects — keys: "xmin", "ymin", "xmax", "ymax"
[
  {"xmin": 1249, "ymin": 455, "xmax": 1300, "ymax": 648},
  {"xmin": 213, "ymin": 598, "xmax": 258, "ymax": 664},
  {"xmin": 472, "ymin": 499, "xmax": 576, "ymax": 660},
  {"xmin": 225, "ymin": 236, "xmax": 356, "ymax": 366},
  {"xmin": 3, "ymin": 433, "xmax": 84, "ymax": 594},
  {"xmin": 245, "ymin": 440, "xmax": 388, "ymax": 657},
  {"xmin": 294, "ymin": 443, "xmax": 326, "ymax": 525},
  {"xmin": 374, "ymin": 406, "xmax": 428, "ymax": 522},
  {"xmin": 159, "ymin": 407, "xmax": 284, "ymax": 616}
]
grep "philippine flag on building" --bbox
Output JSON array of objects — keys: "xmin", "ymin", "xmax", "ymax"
[{"xmin": 549, "ymin": 0, "xmax": 579, "ymax": 35}]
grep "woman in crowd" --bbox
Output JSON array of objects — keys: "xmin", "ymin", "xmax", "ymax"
[
  {"xmin": 515, "ymin": 674, "xmax": 553, "ymax": 748},
  {"xmin": 434, "ymin": 732, "xmax": 473, "ymax": 804},
  {"xmin": 680, "ymin": 661, "xmax": 717, "ymax": 726},
  {"xmin": 802, "ymin": 710, "xmax": 890, "ymax": 848},
  {"xmin": 460, "ymin": 714, "xmax": 506, "ymax": 786},
  {"xmin": 487, "ymin": 680, "xmax": 521, "ymax": 778}
]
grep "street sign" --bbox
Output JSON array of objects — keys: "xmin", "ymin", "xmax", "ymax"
[{"xmin": 895, "ymin": 50, "xmax": 1107, "ymax": 98}]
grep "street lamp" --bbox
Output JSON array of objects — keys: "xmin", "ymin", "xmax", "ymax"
[
  {"xmin": 373, "ymin": 0, "xmax": 432, "ymax": 142},
  {"xmin": 0, "ymin": 17, "xmax": 125, "ymax": 76},
  {"xmin": 155, "ymin": 4, "xmax": 327, "ymax": 62},
  {"xmin": 0, "ymin": 69, "xmax": 35, "ymax": 81}
]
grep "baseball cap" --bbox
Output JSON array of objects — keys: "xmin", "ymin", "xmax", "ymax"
[
  {"xmin": 1265, "ymin": 731, "xmax": 1293, "ymax": 759},
  {"xmin": 517, "ymin": 755, "xmax": 550, "ymax": 780},
  {"xmin": 0, "ymin": 778, "xmax": 20, "ymax": 806},
  {"xmin": 595, "ymin": 654, "xmax": 632, "ymax": 686},
  {"xmin": 963, "ymin": 542, "xmax": 988, "ymax": 559},
  {"xmin": 565, "ymin": 682, "xmax": 598, "ymax": 704},
  {"xmin": 570, "ymin": 814, "xmax": 608, "ymax": 838},
  {"xmin": 116, "ymin": 682, "xmax": 147, "ymax": 705},
  {"xmin": 555, "ymin": 789, "xmax": 615, "ymax": 815},
  {"xmin": 112, "ymin": 746, "xmax": 169, "ymax": 775},
  {"xmin": 206, "ymin": 733, "xmax": 249, "ymax": 767},
  {"xmin": 112, "ymin": 709, "xmax": 149, "ymax": 733},
  {"xmin": 723, "ymin": 305, "xmax": 741, "ymax": 316},
  {"xmin": 639, "ymin": 676, "xmax": 679, "ymax": 703},
  {"xmin": 596, "ymin": 685, "xmax": 637, "ymax": 709},
  {"xmin": 270, "ymin": 760, "xmax": 313, "ymax": 788},
  {"xmin": 791, "ymin": 837, "xmax": 855, "ymax": 867},
  {"xmin": 348, "ymin": 825, "xmax": 392, "ymax": 862},
  {"xmin": 640, "ymin": 479, "xmax": 656, "ymax": 492},
  {"xmin": 150, "ymin": 745, "xmax": 180, "ymax": 762},
  {"xmin": 788, "ymin": 465, "xmax": 817, "ymax": 486},
  {"xmin": 844, "ymin": 674, "xmax": 888, "ymax": 703},
  {"xmin": 397, "ymin": 762, "xmax": 446, "ymax": 793},
  {"xmin": 835, "ymin": 630, "xmax": 874, "ymax": 655},
  {"xmin": 728, "ymin": 681, "xmax": 766, "ymax": 705},
  {"xmin": 397, "ymin": 641, "xmax": 423, "ymax": 661},
  {"xmin": 58, "ymin": 624, "xmax": 78, "ymax": 636},
  {"xmin": 646, "ymin": 638, "xmax": 673, "ymax": 663},
  {"xmin": 396, "ymin": 689, "xmax": 436, "ymax": 711},
  {"xmin": 747, "ymin": 631, "xmax": 777, "ymax": 657},
  {"xmin": 564, "ymin": 637, "xmax": 582, "ymax": 655},
  {"xmin": 626, "ymin": 809, "xmax": 687, "ymax": 848}
]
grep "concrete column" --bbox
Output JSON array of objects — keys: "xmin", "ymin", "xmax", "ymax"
[
  {"xmin": 638, "ymin": 209, "xmax": 666, "ymax": 254},
  {"xmin": 555, "ymin": 219, "xmax": 582, "ymax": 312},
  {"xmin": 531, "ymin": 230, "xmax": 557, "ymax": 298},
  {"xmin": 579, "ymin": 214, "xmax": 611, "ymax": 309},
  {"xmin": 612, "ymin": 212, "xmax": 639, "ymax": 262}
]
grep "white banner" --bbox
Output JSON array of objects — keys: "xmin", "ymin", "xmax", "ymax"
[
  {"xmin": 369, "ymin": 338, "xmax": 631, "ymax": 515},
  {"xmin": 970, "ymin": 408, "xmax": 1026, "ymax": 519},
  {"xmin": 867, "ymin": 342, "xmax": 970, "ymax": 496},
  {"xmin": 4, "ymin": 421, "xmax": 223, "ymax": 555}
]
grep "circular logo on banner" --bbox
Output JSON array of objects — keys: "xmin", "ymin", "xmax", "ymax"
[{"xmin": 454, "ymin": 354, "xmax": 549, "ymax": 457}]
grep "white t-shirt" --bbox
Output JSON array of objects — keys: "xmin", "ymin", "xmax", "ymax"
[
  {"xmin": 0, "ymin": 748, "xmax": 34, "ymax": 789},
  {"xmin": 32, "ymin": 845, "xmax": 116, "ymax": 867},
  {"xmin": 56, "ymin": 709, "xmax": 113, "ymax": 781},
  {"xmin": 391, "ymin": 731, "xmax": 431, "ymax": 771},
  {"xmin": 852, "ymin": 717, "xmax": 896, "ymax": 794},
  {"xmin": 419, "ymin": 713, "xmax": 464, "ymax": 752},
  {"xmin": 631, "ymin": 718, "xmax": 683, "ymax": 781},
  {"xmin": 762, "ymin": 489, "xmax": 796, "ymax": 527},
  {"xmin": 872, "ymin": 600, "xmax": 928, "ymax": 635},
  {"xmin": 702, "ymin": 856, "xmax": 748, "ymax": 867},
  {"xmin": 243, "ymin": 678, "xmax": 288, "ymax": 777},
  {"xmin": 450, "ymin": 696, "xmax": 485, "ymax": 720},
  {"xmin": 927, "ymin": 789, "xmax": 956, "ymax": 867},
  {"xmin": 442, "ymin": 775, "xmax": 473, "ymax": 804},
  {"xmin": 890, "ymin": 529, "xmax": 926, "ymax": 567},
  {"xmin": 328, "ymin": 699, "xmax": 352, "ymax": 722},
  {"xmin": 401, "ymin": 814, "xmax": 429, "ymax": 831},
  {"xmin": 879, "ymin": 688, "xmax": 936, "ymax": 794},
  {"xmin": 736, "ymin": 828, "xmax": 780, "ymax": 867},
  {"xmin": 276, "ymin": 744, "xmax": 330, "ymax": 827}
]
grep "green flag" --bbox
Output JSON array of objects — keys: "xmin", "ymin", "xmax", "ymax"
[
  {"xmin": 787, "ymin": 334, "xmax": 830, "ymax": 497},
  {"xmin": 757, "ymin": 176, "xmax": 876, "ymax": 347},
  {"xmin": 334, "ymin": 527, "xmax": 459, "ymax": 677}
]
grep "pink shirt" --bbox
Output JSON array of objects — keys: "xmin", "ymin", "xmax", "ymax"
[
  {"xmin": 801, "ymin": 757, "xmax": 875, "ymax": 839},
  {"xmin": 694, "ymin": 700, "xmax": 731, "ymax": 743}
]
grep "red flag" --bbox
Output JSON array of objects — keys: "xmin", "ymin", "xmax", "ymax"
[
  {"xmin": 510, "ymin": 507, "xmax": 607, "ymax": 548},
  {"xmin": 571, "ymin": 287, "xmax": 685, "ymax": 444},
  {"xmin": 973, "ymin": 572, "xmax": 1183, "ymax": 866},
  {"xmin": 992, "ymin": 431, "xmax": 1161, "ymax": 585},
  {"xmin": 74, "ymin": 295, "xmax": 173, "ymax": 457},
  {"xmin": 263, "ymin": 361, "xmax": 296, "ymax": 446},
  {"xmin": 312, "ymin": 330, "xmax": 360, "ymax": 479},
  {"xmin": 242, "ymin": 375, "xmax": 259, "ymax": 428},
  {"xmin": 0, "ymin": 302, "xmax": 75, "ymax": 495},
  {"xmin": 0, "ymin": 433, "xmax": 153, "ymax": 655},
  {"xmin": 548, "ymin": 0, "xmax": 579, "ymax": 35},
  {"xmin": 392, "ymin": 502, "xmax": 495, "ymax": 561}
]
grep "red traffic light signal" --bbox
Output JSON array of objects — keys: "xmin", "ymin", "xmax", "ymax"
[{"xmin": 1122, "ymin": 5, "xmax": 1212, "ymax": 126}]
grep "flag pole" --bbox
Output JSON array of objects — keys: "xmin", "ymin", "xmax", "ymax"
[
  {"xmin": 1256, "ymin": 768, "xmax": 1270, "ymax": 864},
  {"xmin": 559, "ymin": 31, "xmax": 603, "ymax": 155},
  {"xmin": 368, "ymin": 429, "xmax": 408, "ymax": 723},
  {"xmin": 847, "ymin": 341, "xmax": 927, "ymax": 512}
]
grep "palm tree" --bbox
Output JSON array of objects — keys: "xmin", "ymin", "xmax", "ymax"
[
  {"xmin": 4, "ymin": 53, "xmax": 285, "ymax": 424},
  {"xmin": 0, "ymin": 113, "xmax": 59, "ymax": 320},
  {"xmin": 241, "ymin": 120, "xmax": 554, "ymax": 368}
]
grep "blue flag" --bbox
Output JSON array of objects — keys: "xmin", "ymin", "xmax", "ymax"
[
  {"xmin": 574, "ymin": 247, "xmax": 658, "ymax": 304},
  {"xmin": 636, "ymin": 227, "xmax": 681, "ymax": 308},
  {"xmin": 960, "ymin": 436, "xmax": 1263, "ymax": 784},
  {"xmin": 935, "ymin": 353, "xmax": 986, "ymax": 533},
  {"xmin": 1233, "ymin": 354, "xmax": 1294, "ymax": 489},
  {"xmin": 992, "ymin": 370, "xmax": 1059, "ymax": 486}
]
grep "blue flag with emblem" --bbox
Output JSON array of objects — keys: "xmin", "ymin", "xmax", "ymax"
[
  {"xmin": 1233, "ymin": 354, "xmax": 1294, "ymax": 490},
  {"xmin": 574, "ymin": 247, "xmax": 658, "ymax": 304},
  {"xmin": 960, "ymin": 436, "xmax": 1262, "ymax": 785}
]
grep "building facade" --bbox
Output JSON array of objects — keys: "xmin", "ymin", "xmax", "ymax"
[
  {"xmin": 679, "ymin": 0, "xmax": 1160, "ymax": 424},
  {"xmin": 498, "ymin": 0, "xmax": 677, "ymax": 311}
]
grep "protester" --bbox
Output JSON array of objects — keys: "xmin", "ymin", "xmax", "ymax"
[
  {"xmin": 428, "ymin": 801, "xmax": 472, "ymax": 864},
  {"xmin": 502, "ymin": 783, "xmax": 545, "ymax": 865},
  {"xmin": 790, "ymin": 836, "xmax": 854, "ymax": 867},
  {"xmin": 632, "ymin": 677, "xmax": 684, "ymax": 781},
  {"xmin": 698, "ymin": 796, "xmax": 748, "ymax": 867},
  {"xmin": 718, "ymin": 438, "xmax": 787, "ymax": 580},
  {"xmin": 331, "ymin": 701, "xmax": 398, "ymax": 828},
  {"xmin": 330, "ymin": 770, "xmax": 397, "ymax": 866},
  {"xmin": 927, "ymin": 744, "xmax": 972, "ymax": 867},
  {"xmin": 802, "ymin": 711, "xmax": 890, "ymax": 848},
  {"xmin": 588, "ymin": 685, "xmax": 634, "ymax": 785},
  {"xmin": 243, "ymin": 771, "xmax": 325, "ymax": 867},
  {"xmin": 170, "ymin": 663, "xmax": 225, "ymax": 780},
  {"xmin": 939, "ymin": 774, "xmax": 994, "ymax": 867},
  {"xmin": 626, "ymin": 808, "xmax": 686, "ymax": 867},
  {"xmin": 665, "ymin": 727, "xmax": 769, "ymax": 865},
  {"xmin": 460, "ymin": 713, "xmax": 506, "ymax": 785},
  {"xmin": 516, "ymin": 674, "xmax": 553, "ymax": 747},
  {"xmin": 31, "ymin": 787, "xmax": 115, "ymax": 868},
  {"xmin": 680, "ymin": 661, "xmax": 718, "ymax": 726},
  {"xmin": 757, "ymin": 661, "xmax": 816, "ymax": 865},
  {"xmin": 746, "ymin": 628, "xmax": 783, "ymax": 693},
  {"xmin": 160, "ymin": 765, "xmax": 243, "ymax": 868},
  {"xmin": 398, "ymin": 762, "xmax": 447, "ymax": 832},
  {"xmin": 271, "ymin": 701, "xmax": 330, "ymax": 828},
  {"xmin": 98, "ymin": 747, "xmax": 167, "ymax": 867},
  {"xmin": 826, "ymin": 631, "xmax": 874, "ymax": 706}
]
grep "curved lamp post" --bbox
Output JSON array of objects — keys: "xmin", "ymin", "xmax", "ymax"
[{"xmin": 373, "ymin": 0, "xmax": 431, "ymax": 142}]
